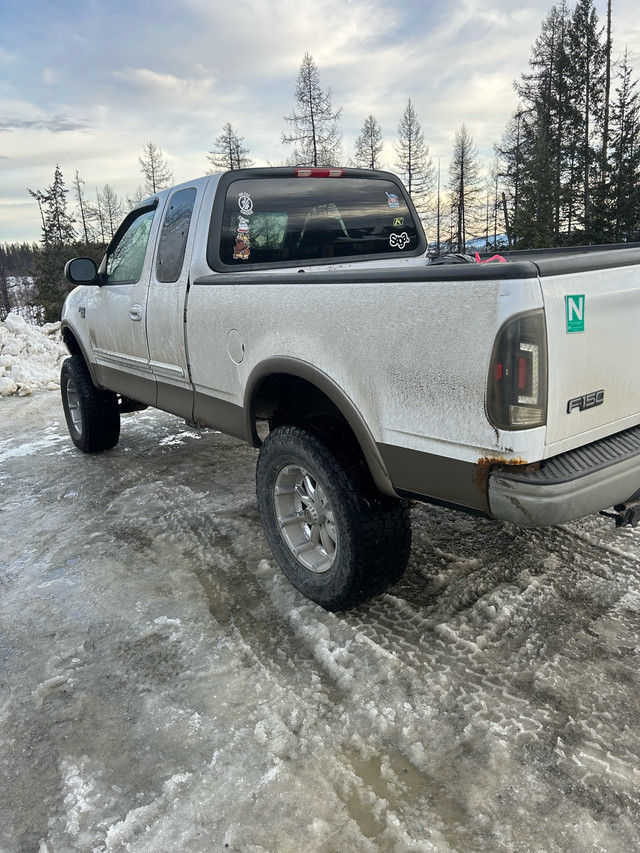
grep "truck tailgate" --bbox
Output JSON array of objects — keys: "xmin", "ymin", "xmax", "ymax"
[{"xmin": 540, "ymin": 250, "xmax": 640, "ymax": 455}]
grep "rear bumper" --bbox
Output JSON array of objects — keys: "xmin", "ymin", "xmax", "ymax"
[{"xmin": 488, "ymin": 424, "xmax": 640, "ymax": 527}]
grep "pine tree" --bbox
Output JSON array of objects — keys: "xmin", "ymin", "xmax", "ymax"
[
  {"xmin": 607, "ymin": 50, "xmax": 640, "ymax": 241},
  {"xmin": 513, "ymin": 1, "xmax": 572, "ymax": 244},
  {"xmin": 600, "ymin": 0, "xmax": 613, "ymax": 184},
  {"xmin": 27, "ymin": 165, "xmax": 77, "ymax": 322},
  {"xmin": 393, "ymin": 99, "xmax": 434, "ymax": 218},
  {"xmin": 510, "ymin": 116, "xmax": 557, "ymax": 247},
  {"xmin": 447, "ymin": 125, "xmax": 482, "ymax": 252},
  {"xmin": 126, "ymin": 185, "xmax": 149, "ymax": 210},
  {"xmin": 0, "ymin": 243, "xmax": 39, "ymax": 320},
  {"xmin": 138, "ymin": 142, "xmax": 173, "ymax": 194},
  {"xmin": 483, "ymin": 163, "xmax": 507, "ymax": 251},
  {"xmin": 97, "ymin": 184, "xmax": 125, "ymax": 240},
  {"xmin": 0, "ymin": 261, "xmax": 10, "ymax": 320},
  {"xmin": 207, "ymin": 122, "xmax": 253, "ymax": 172},
  {"xmin": 353, "ymin": 115, "xmax": 384, "ymax": 169},
  {"xmin": 72, "ymin": 171, "xmax": 94, "ymax": 245},
  {"xmin": 565, "ymin": 0, "xmax": 606, "ymax": 238},
  {"xmin": 495, "ymin": 109, "xmax": 526, "ymax": 246},
  {"xmin": 282, "ymin": 53, "xmax": 343, "ymax": 167}
]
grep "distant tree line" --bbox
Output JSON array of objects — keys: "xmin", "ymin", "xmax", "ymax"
[
  {"xmin": 497, "ymin": 0, "xmax": 640, "ymax": 247},
  {"xmin": 1, "ymin": 144, "xmax": 175, "ymax": 322},
  {"xmin": 0, "ymin": 243, "xmax": 37, "ymax": 321},
  {"xmin": 3, "ymin": 0, "xmax": 639, "ymax": 323}
]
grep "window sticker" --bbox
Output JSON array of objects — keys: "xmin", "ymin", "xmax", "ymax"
[
  {"xmin": 233, "ymin": 231, "xmax": 251, "ymax": 260},
  {"xmin": 392, "ymin": 216, "xmax": 404, "ymax": 227},
  {"xmin": 238, "ymin": 192, "xmax": 254, "ymax": 216},
  {"xmin": 389, "ymin": 232, "xmax": 410, "ymax": 249},
  {"xmin": 386, "ymin": 192, "xmax": 400, "ymax": 208},
  {"xmin": 234, "ymin": 205, "xmax": 252, "ymax": 259}
]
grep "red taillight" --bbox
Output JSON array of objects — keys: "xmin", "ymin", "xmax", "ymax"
[
  {"xmin": 294, "ymin": 168, "xmax": 345, "ymax": 178},
  {"xmin": 518, "ymin": 355, "xmax": 528, "ymax": 390},
  {"xmin": 487, "ymin": 310, "xmax": 547, "ymax": 430}
]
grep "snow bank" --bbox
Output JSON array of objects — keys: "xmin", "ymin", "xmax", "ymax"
[{"xmin": 0, "ymin": 312, "xmax": 68, "ymax": 398}]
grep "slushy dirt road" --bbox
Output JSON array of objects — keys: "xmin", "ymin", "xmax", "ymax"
[{"xmin": 1, "ymin": 392, "xmax": 639, "ymax": 852}]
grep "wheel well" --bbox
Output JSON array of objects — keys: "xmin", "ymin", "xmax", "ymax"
[
  {"xmin": 253, "ymin": 374, "xmax": 342, "ymax": 429},
  {"xmin": 61, "ymin": 328, "xmax": 104, "ymax": 390},
  {"xmin": 61, "ymin": 327, "xmax": 82, "ymax": 358},
  {"xmin": 250, "ymin": 372, "xmax": 395, "ymax": 497}
]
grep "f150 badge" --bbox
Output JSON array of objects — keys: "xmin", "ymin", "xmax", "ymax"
[{"xmin": 567, "ymin": 389, "xmax": 604, "ymax": 413}]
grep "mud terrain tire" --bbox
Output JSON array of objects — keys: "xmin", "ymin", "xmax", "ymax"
[
  {"xmin": 256, "ymin": 425, "xmax": 411, "ymax": 611},
  {"xmin": 60, "ymin": 355, "xmax": 120, "ymax": 453}
]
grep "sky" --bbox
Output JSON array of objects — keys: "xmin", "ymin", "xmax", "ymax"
[{"xmin": 1, "ymin": 0, "xmax": 639, "ymax": 245}]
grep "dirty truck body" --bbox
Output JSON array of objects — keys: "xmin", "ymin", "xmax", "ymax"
[{"xmin": 60, "ymin": 167, "xmax": 640, "ymax": 609}]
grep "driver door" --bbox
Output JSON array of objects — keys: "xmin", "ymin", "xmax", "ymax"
[{"xmin": 87, "ymin": 201, "xmax": 163, "ymax": 405}]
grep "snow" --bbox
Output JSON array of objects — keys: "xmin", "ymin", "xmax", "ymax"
[
  {"xmin": 1, "ymin": 367, "xmax": 640, "ymax": 851},
  {"xmin": 0, "ymin": 312, "xmax": 68, "ymax": 398}
]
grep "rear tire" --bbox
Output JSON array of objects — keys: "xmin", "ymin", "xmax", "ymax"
[
  {"xmin": 256, "ymin": 425, "xmax": 411, "ymax": 611},
  {"xmin": 60, "ymin": 355, "xmax": 120, "ymax": 453}
]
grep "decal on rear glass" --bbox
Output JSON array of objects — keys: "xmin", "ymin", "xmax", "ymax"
[
  {"xmin": 238, "ymin": 192, "xmax": 254, "ymax": 216},
  {"xmin": 233, "ymin": 232, "xmax": 251, "ymax": 260},
  {"xmin": 234, "ymin": 200, "xmax": 252, "ymax": 259},
  {"xmin": 389, "ymin": 232, "xmax": 410, "ymax": 250},
  {"xmin": 386, "ymin": 192, "xmax": 400, "ymax": 208}
]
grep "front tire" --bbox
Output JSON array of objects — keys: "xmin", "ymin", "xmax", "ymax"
[
  {"xmin": 256, "ymin": 425, "xmax": 411, "ymax": 611},
  {"xmin": 60, "ymin": 355, "xmax": 120, "ymax": 452}
]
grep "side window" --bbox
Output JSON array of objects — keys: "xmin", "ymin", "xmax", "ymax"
[
  {"xmin": 105, "ymin": 207, "xmax": 156, "ymax": 284},
  {"xmin": 156, "ymin": 188, "xmax": 197, "ymax": 283}
]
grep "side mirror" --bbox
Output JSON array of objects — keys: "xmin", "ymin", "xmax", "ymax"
[{"xmin": 65, "ymin": 257, "xmax": 99, "ymax": 285}]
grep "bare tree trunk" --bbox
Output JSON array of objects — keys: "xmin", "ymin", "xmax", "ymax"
[
  {"xmin": 502, "ymin": 193, "xmax": 512, "ymax": 249},
  {"xmin": 601, "ymin": 0, "xmax": 612, "ymax": 184},
  {"xmin": 0, "ymin": 263, "xmax": 12, "ymax": 320}
]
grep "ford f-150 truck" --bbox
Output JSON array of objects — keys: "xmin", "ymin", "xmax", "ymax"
[{"xmin": 60, "ymin": 166, "xmax": 640, "ymax": 610}]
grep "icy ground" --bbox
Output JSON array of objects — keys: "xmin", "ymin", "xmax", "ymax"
[{"xmin": 1, "ymin": 392, "xmax": 640, "ymax": 853}]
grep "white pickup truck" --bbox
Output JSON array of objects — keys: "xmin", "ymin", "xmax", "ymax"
[{"xmin": 61, "ymin": 166, "xmax": 640, "ymax": 610}]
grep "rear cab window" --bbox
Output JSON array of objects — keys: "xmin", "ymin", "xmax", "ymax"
[
  {"xmin": 207, "ymin": 168, "xmax": 426, "ymax": 271},
  {"xmin": 155, "ymin": 187, "xmax": 197, "ymax": 283}
]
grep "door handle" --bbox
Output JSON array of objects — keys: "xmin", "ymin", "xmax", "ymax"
[{"xmin": 129, "ymin": 304, "xmax": 142, "ymax": 321}]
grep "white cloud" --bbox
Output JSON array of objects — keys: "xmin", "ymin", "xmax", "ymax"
[
  {"xmin": 2, "ymin": 0, "xmax": 640, "ymax": 244},
  {"xmin": 112, "ymin": 66, "xmax": 217, "ymax": 104},
  {"xmin": 0, "ymin": 47, "xmax": 16, "ymax": 64}
]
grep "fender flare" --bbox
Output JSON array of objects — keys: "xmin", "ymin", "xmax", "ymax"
[
  {"xmin": 243, "ymin": 356, "xmax": 397, "ymax": 498},
  {"xmin": 60, "ymin": 321, "xmax": 102, "ymax": 388}
]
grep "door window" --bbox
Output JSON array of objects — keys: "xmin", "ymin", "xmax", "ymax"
[{"xmin": 105, "ymin": 206, "xmax": 156, "ymax": 284}]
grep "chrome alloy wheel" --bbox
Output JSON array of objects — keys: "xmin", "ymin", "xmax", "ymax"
[
  {"xmin": 273, "ymin": 464, "xmax": 338, "ymax": 573},
  {"xmin": 65, "ymin": 376, "xmax": 83, "ymax": 436}
]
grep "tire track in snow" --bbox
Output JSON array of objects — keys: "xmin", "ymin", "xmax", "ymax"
[
  {"xmin": 100, "ymin": 480, "xmax": 479, "ymax": 849},
  {"xmin": 171, "ymin": 478, "xmax": 640, "ymax": 839},
  {"xmin": 5, "ymin": 397, "xmax": 640, "ymax": 852}
]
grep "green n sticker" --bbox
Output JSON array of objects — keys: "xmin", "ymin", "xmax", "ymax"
[{"xmin": 566, "ymin": 294, "xmax": 585, "ymax": 333}]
